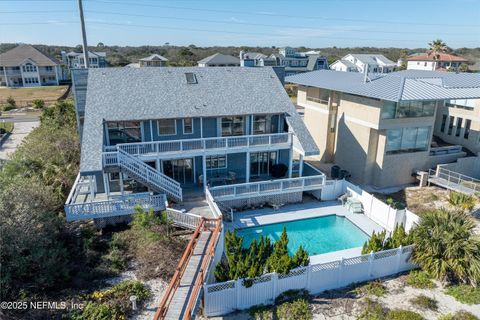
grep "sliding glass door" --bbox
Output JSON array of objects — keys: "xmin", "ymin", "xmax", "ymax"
[
  {"xmin": 250, "ymin": 152, "xmax": 277, "ymax": 176},
  {"xmin": 162, "ymin": 158, "xmax": 194, "ymax": 184}
]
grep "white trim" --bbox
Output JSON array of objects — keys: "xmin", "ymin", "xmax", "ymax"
[
  {"xmin": 150, "ymin": 120, "xmax": 154, "ymax": 141},
  {"xmin": 200, "ymin": 117, "xmax": 204, "ymax": 138},
  {"xmin": 157, "ymin": 119, "xmax": 177, "ymax": 136},
  {"xmin": 344, "ymin": 115, "xmax": 379, "ymax": 129},
  {"xmin": 182, "ymin": 118, "xmax": 194, "ymax": 135}
]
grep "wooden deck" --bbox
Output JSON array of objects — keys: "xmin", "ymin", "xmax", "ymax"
[{"xmin": 164, "ymin": 230, "xmax": 213, "ymax": 319}]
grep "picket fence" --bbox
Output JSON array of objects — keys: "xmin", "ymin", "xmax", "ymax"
[{"xmin": 204, "ymin": 245, "xmax": 415, "ymax": 316}]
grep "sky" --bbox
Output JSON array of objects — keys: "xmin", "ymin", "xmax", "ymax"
[{"xmin": 0, "ymin": 0, "xmax": 479, "ymax": 48}]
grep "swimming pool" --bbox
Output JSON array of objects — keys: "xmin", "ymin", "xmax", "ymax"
[{"xmin": 236, "ymin": 215, "xmax": 369, "ymax": 256}]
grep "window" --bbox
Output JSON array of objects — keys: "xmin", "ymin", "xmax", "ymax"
[
  {"xmin": 448, "ymin": 116, "xmax": 454, "ymax": 135},
  {"xmin": 381, "ymin": 100, "xmax": 435, "ymax": 119},
  {"xmin": 464, "ymin": 119, "xmax": 471, "ymax": 139},
  {"xmin": 107, "ymin": 121, "xmax": 141, "ymax": 145},
  {"xmin": 185, "ymin": 72, "xmax": 197, "ymax": 84},
  {"xmin": 22, "ymin": 63, "xmax": 37, "ymax": 72},
  {"xmin": 206, "ymin": 155, "xmax": 226, "ymax": 169},
  {"xmin": 455, "ymin": 118, "xmax": 463, "ymax": 137},
  {"xmin": 45, "ymin": 66, "xmax": 53, "ymax": 71},
  {"xmin": 440, "ymin": 114, "xmax": 447, "ymax": 132},
  {"xmin": 158, "ymin": 119, "xmax": 176, "ymax": 135},
  {"xmin": 386, "ymin": 127, "xmax": 430, "ymax": 154},
  {"xmin": 253, "ymin": 115, "xmax": 269, "ymax": 134},
  {"xmin": 250, "ymin": 152, "xmax": 277, "ymax": 176},
  {"xmin": 183, "ymin": 118, "xmax": 193, "ymax": 134},
  {"xmin": 221, "ymin": 116, "xmax": 244, "ymax": 136}
]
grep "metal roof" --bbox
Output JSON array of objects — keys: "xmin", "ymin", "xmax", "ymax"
[
  {"xmin": 347, "ymin": 54, "xmax": 396, "ymax": 66},
  {"xmin": 76, "ymin": 67, "xmax": 319, "ymax": 173},
  {"xmin": 286, "ymin": 70, "xmax": 480, "ymax": 102},
  {"xmin": 197, "ymin": 53, "xmax": 240, "ymax": 65}
]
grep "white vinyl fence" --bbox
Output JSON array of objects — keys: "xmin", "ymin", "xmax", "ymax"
[{"xmin": 204, "ymin": 245, "xmax": 416, "ymax": 316}]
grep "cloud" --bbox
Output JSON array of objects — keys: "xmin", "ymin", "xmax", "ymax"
[{"xmin": 229, "ymin": 17, "xmax": 247, "ymax": 23}]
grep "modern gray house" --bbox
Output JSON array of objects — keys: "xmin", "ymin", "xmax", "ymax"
[
  {"xmin": 65, "ymin": 67, "xmax": 322, "ymax": 221},
  {"xmin": 197, "ymin": 53, "xmax": 240, "ymax": 67}
]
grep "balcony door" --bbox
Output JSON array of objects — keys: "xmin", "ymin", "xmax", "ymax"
[
  {"xmin": 250, "ymin": 152, "xmax": 277, "ymax": 177},
  {"xmin": 162, "ymin": 158, "xmax": 194, "ymax": 185}
]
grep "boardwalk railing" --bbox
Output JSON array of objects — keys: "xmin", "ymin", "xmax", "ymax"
[
  {"xmin": 116, "ymin": 133, "xmax": 291, "ymax": 157},
  {"xmin": 204, "ymin": 245, "xmax": 415, "ymax": 316},
  {"xmin": 165, "ymin": 207, "xmax": 203, "ymax": 230},
  {"xmin": 209, "ymin": 175, "xmax": 326, "ymax": 201},
  {"xmin": 429, "ymin": 167, "xmax": 480, "ymax": 195},
  {"xmin": 154, "ymin": 218, "xmax": 222, "ymax": 320}
]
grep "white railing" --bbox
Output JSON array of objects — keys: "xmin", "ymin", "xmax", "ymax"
[
  {"xmin": 65, "ymin": 193, "xmax": 166, "ymax": 221},
  {"xmin": 428, "ymin": 167, "xmax": 480, "ymax": 195},
  {"xmin": 116, "ymin": 133, "xmax": 292, "ymax": 157},
  {"xmin": 103, "ymin": 151, "xmax": 118, "ymax": 167},
  {"xmin": 204, "ymin": 245, "xmax": 415, "ymax": 317},
  {"xmin": 165, "ymin": 207, "xmax": 202, "ymax": 230},
  {"xmin": 117, "ymin": 150, "xmax": 183, "ymax": 202},
  {"xmin": 306, "ymin": 96, "xmax": 329, "ymax": 105},
  {"xmin": 209, "ymin": 175, "xmax": 326, "ymax": 201},
  {"xmin": 205, "ymin": 187, "xmax": 229, "ymax": 219},
  {"xmin": 429, "ymin": 145, "xmax": 463, "ymax": 156}
]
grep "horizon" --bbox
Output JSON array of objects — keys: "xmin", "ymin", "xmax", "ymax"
[{"xmin": 1, "ymin": 0, "xmax": 479, "ymax": 49}]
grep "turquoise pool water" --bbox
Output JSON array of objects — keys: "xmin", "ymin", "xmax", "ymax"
[{"xmin": 237, "ymin": 215, "xmax": 369, "ymax": 256}]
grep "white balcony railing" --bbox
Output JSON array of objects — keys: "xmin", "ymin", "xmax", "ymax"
[
  {"xmin": 116, "ymin": 133, "xmax": 291, "ymax": 157},
  {"xmin": 306, "ymin": 96, "xmax": 329, "ymax": 105},
  {"xmin": 209, "ymin": 175, "xmax": 326, "ymax": 201}
]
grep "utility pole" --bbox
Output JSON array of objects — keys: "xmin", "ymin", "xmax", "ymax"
[{"xmin": 77, "ymin": 0, "xmax": 90, "ymax": 68}]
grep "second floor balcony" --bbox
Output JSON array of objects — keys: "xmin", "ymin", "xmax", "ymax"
[{"xmin": 107, "ymin": 132, "xmax": 292, "ymax": 159}]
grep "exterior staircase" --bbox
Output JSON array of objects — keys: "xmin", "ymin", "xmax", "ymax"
[{"xmin": 116, "ymin": 149, "xmax": 183, "ymax": 202}]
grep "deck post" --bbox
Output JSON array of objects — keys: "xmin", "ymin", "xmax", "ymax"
[
  {"xmin": 288, "ymin": 148, "xmax": 293, "ymax": 178},
  {"xmin": 202, "ymin": 155, "xmax": 207, "ymax": 191},
  {"xmin": 299, "ymin": 154, "xmax": 304, "ymax": 177},
  {"xmin": 245, "ymin": 151, "xmax": 250, "ymax": 183},
  {"xmin": 119, "ymin": 172, "xmax": 124, "ymax": 195},
  {"xmin": 103, "ymin": 172, "xmax": 110, "ymax": 198}
]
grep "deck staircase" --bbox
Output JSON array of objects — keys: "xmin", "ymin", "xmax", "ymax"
[{"xmin": 116, "ymin": 149, "xmax": 183, "ymax": 202}]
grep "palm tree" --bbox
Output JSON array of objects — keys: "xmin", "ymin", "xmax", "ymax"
[
  {"xmin": 427, "ymin": 39, "xmax": 449, "ymax": 60},
  {"xmin": 411, "ymin": 209, "xmax": 480, "ymax": 285}
]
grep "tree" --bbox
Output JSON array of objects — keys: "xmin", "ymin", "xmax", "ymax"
[
  {"xmin": 428, "ymin": 39, "xmax": 449, "ymax": 60},
  {"xmin": 459, "ymin": 63, "xmax": 469, "ymax": 72},
  {"xmin": 411, "ymin": 209, "xmax": 480, "ymax": 285},
  {"xmin": 97, "ymin": 42, "xmax": 105, "ymax": 47}
]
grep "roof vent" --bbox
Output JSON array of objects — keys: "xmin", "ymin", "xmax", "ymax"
[{"xmin": 185, "ymin": 72, "xmax": 197, "ymax": 84}]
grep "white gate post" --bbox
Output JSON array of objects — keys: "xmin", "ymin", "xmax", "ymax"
[
  {"xmin": 235, "ymin": 279, "xmax": 242, "ymax": 310},
  {"xmin": 337, "ymin": 258, "xmax": 344, "ymax": 287},
  {"xmin": 368, "ymin": 251, "xmax": 374, "ymax": 279},
  {"xmin": 396, "ymin": 245, "xmax": 403, "ymax": 273},
  {"xmin": 306, "ymin": 265, "xmax": 312, "ymax": 291},
  {"xmin": 272, "ymin": 273, "xmax": 278, "ymax": 301}
]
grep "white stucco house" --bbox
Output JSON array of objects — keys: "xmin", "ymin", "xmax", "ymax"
[{"xmin": 330, "ymin": 54, "xmax": 396, "ymax": 73}]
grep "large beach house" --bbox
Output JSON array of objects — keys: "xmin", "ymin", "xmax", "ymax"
[
  {"xmin": 287, "ymin": 70, "xmax": 480, "ymax": 188},
  {"xmin": 65, "ymin": 67, "xmax": 321, "ymax": 221}
]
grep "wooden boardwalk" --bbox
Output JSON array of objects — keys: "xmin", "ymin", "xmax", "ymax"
[
  {"xmin": 164, "ymin": 230, "xmax": 213, "ymax": 319},
  {"xmin": 429, "ymin": 176, "xmax": 477, "ymax": 195}
]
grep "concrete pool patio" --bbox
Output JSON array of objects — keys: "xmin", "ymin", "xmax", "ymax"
[{"xmin": 225, "ymin": 199, "xmax": 384, "ymax": 264}]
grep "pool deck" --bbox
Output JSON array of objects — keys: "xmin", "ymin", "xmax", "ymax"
[{"xmin": 225, "ymin": 200, "xmax": 384, "ymax": 264}]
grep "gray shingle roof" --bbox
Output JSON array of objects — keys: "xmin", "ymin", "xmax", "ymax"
[
  {"xmin": 139, "ymin": 54, "xmax": 168, "ymax": 61},
  {"xmin": 198, "ymin": 53, "xmax": 240, "ymax": 65},
  {"xmin": 77, "ymin": 67, "xmax": 318, "ymax": 172},
  {"xmin": 286, "ymin": 70, "xmax": 480, "ymax": 102},
  {"xmin": 0, "ymin": 44, "xmax": 60, "ymax": 67}
]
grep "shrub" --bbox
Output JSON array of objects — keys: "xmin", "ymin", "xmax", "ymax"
[
  {"xmin": 353, "ymin": 281, "xmax": 387, "ymax": 297},
  {"xmin": 387, "ymin": 309, "xmax": 424, "ymax": 320},
  {"xmin": 362, "ymin": 230, "xmax": 388, "ymax": 254},
  {"xmin": 6, "ymin": 96, "xmax": 16, "ymax": 107},
  {"xmin": 31, "ymin": 99, "xmax": 45, "ymax": 109},
  {"xmin": 444, "ymin": 284, "xmax": 480, "ymax": 304},
  {"xmin": 410, "ymin": 294, "xmax": 438, "ymax": 311},
  {"xmin": 362, "ymin": 224, "xmax": 413, "ymax": 254},
  {"xmin": 406, "ymin": 270, "xmax": 436, "ymax": 289},
  {"xmin": 276, "ymin": 299, "xmax": 312, "ymax": 320},
  {"xmin": 386, "ymin": 197, "xmax": 405, "ymax": 210},
  {"xmin": 249, "ymin": 304, "xmax": 274, "ymax": 320},
  {"xmin": 2, "ymin": 104, "xmax": 16, "ymax": 111},
  {"xmin": 411, "ymin": 209, "xmax": 480, "ymax": 284},
  {"xmin": 71, "ymin": 302, "xmax": 121, "ymax": 320},
  {"xmin": 357, "ymin": 298, "xmax": 387, "ymax": 320},
  {"xmin": 438, "ymin": 311, "xmax": 479, "ymax": 320},
  {"xmin": 449, "ymin": 192, "xmax": 476, "ymax": 212}
]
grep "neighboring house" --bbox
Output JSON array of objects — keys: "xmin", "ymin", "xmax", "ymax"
[
  {"xmin": 330, "ymin": 54, "xmax": 396, "ymax": 73},
  {"xmin": 126, "ymin": 54, "xmax": 168, "ymax": 68},
  {"xmin": 197, "ymin": 53, "xmax": 240, "ymax": 67},
  {"xmin": 65, "ymin": 67, "xmax": 319, "ymax": 220},
  {"xmin": 62, "ymin": 50, "xmax": 107, "ymax": 69},
  {"xmin": 0, "ymin": 44, "xmax": 63, "ymax": 87},
  {"xmin": 287, "ymin": 70, "xmax": 480, "ymax": 188},
  {"xmin": 434, "ymin": 98, "xmax": 480, "ymax": 154},
  {"xmin": 239, "ymin": 51, "xmax": 277, "ymax": 67},
  {"xmin": 271, "ymin": 47, "xmax": 329, "ymax": 76},
  {"xmin": 406, "ymin": 52, "xmax": 468, "ymax": 71}
]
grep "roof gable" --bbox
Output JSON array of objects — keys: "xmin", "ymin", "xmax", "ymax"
[{"xmin": 0, "ymin": 44, "xmax": 60, "ymax": 67}]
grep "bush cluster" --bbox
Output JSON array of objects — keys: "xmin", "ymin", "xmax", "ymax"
[
  {"xmin": 215, "ymin": 227, "xmax": 309, "ymax": 285},
  {"xmin": 362, "ymin": 224, "xmax": 413, "ymax": 254}
]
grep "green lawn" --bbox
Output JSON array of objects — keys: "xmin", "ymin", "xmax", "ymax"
[{"xmin": 0, "ymin": 122, "xmax": 14, "ymax": 133}]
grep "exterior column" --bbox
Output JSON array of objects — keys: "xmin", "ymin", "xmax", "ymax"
[
  {"xmin": 103, "ymin": 172, "xmax": 110, "ymax": 198},
  {"xmin": 89, "ymin": 175, "xmax": 95, "ymax": 200},
  {"xmin": 288, "ymin": 148, "xmax": 293, "ymax": 178},
  {"xmin": 3, "ymin": 67, "xmax": 8, "ymax": 87},
  {"xmin": 119, "ymin": 172, "xmax": 124, "ymax": 195},
  {"xmin": 202, "ymin": 155, "xmax": 207, "ymax": 191},
  {"xmin": 245, "ymin": 151, "xmax": 250, "ymax": 183},
  {"xmin": 299, "ymin": 154, "xmax": 304, "ymax": 177},
  {"xmin": 200, "ymin": 117, "xmax": 203, "ymax": 138}
]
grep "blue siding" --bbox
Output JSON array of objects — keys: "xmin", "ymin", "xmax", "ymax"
[
  {"xmin": 202, "ymin": 117, "xmax": 217, "ymax": 138},
  {"xmin": 278, "ymin": 149, "xmax": 290, "ymax": 166},
  {"xmin": 150, "ymin": 118, "xmax": 202, "ymax": 141}
]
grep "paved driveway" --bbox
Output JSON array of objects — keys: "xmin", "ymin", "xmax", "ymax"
[{"xmin": 0, "ymin": 121, "xmax": 39, "ymax": 160}]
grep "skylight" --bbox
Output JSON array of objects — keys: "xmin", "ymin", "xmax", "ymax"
[{"xmin": 185, "ymin": 72, "xmax": 197, "ymax": 84}]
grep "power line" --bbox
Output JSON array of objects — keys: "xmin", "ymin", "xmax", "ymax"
[{"xmin": 88, "ymin": 0, "xmax": 480, "ymax": 28}]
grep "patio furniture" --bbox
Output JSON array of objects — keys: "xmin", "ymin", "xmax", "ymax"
[
  {"xmin": 345, "ymin": 197, "xmax": 363, "ymax": 214},
  {"xmin": 337, "ymin": 192, "xmax": 350, "ymax": 205},
  {"xmin": 226, "ymin": 171, "xmax": 237, "ymax": 184}
]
